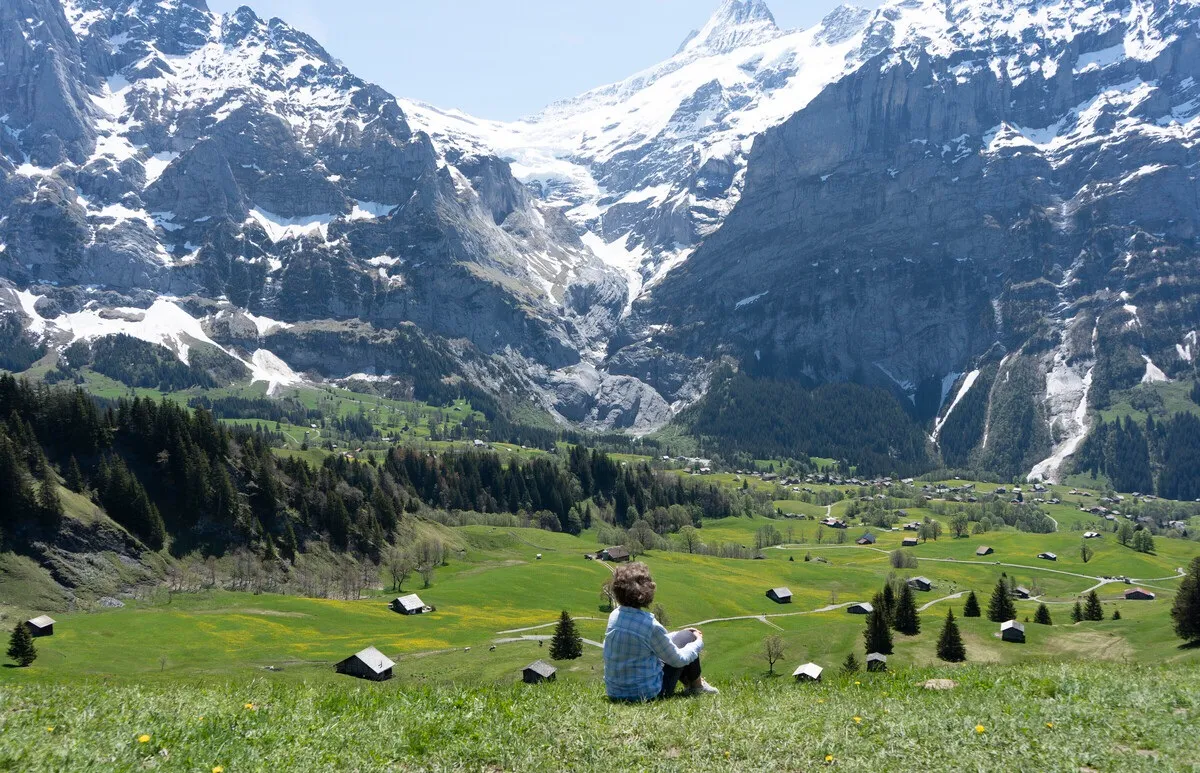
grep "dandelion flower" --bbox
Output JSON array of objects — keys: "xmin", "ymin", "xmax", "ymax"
[
  {"xmin": 854, "ymin": 681, "xmax": 861, "ymax": 686},
  {"xmin": 1045, "ymin": 722, "xmax": 1054, "ymax": 729},
  {"xmin": 825, "ymin": 754, "xmax": 834, "ymax": 763},
  {"xmin": 244, "ymin": 703, "xmax": 255, "ymax": 710},
  {"xmin": 46, "ymin": 727, "xmax": 54, "ymax": 733},
  {"xmin": 853, "ymin": 716, "xmax": 862, "ymax": 724},
  {"xmin": 975, "ymin": 725, "xmax": 986, "ymax": 734},
  {"xmin": 137, "ymin": 734, "xmax": 151, "ymax": 744},
  {"xmin": 213, "ymin": 766, "xmax": 225, "ymax": 773}
]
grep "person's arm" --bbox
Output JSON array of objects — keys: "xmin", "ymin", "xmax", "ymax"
[{"xmin": 648, "ymin": 619, "xmax": 702, "ymax": 667}]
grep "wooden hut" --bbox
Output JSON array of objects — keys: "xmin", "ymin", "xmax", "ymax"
[
  {"xmin": 25, "ymin": 616, "xmax": 54, "ymax": 637},
  {"xmin": 523, "ymin": 660, "xmax": 557, "ymax": 684},
  {"xmin": 1124, "ymin": 588, "xmax": 1156, "ymax": 600},
  {"xmin": 335, "ymin": 646, "xmax": 394, "ymax": 681},
  {"xmin": 390, "ymin": 594, "xmax": 430, "ymax": 615},
  {"xmin": 766, "ymin": 587, "xmax": 793, "ymax": 604},
  {"xmin": 1001, "ymin": 620, "xmax": 1025, "ymax": 643},
  {"xmin": 975, "ymin": 545, "xmax": 993, "ymax": 556},
  {"xmin": 793, "ymin": 662, "xmax": 823, "ymax": 682},
  {"xmin": 847, "ymin": 602, "xmax": 874, "ymax": 615}
]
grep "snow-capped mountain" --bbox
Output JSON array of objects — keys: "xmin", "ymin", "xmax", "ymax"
[
  {"xmin": 0, "ymin": 0, "xmax": 648, "ymax": 425},
  {"xmin": 401, "ymin": 0, "xmax": 876, "ymax": 305}
]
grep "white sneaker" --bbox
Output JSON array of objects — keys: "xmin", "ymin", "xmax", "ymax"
[{"xmin": 687, "ymin": 679, "xmax": 720, "ymax": 696}]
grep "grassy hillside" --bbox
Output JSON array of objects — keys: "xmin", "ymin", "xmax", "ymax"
[{"xmin": 2, "ymin": 663, "xmax": 1196, "ymax": 771}]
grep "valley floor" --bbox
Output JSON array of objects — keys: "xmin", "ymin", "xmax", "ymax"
[{"xmin": 1, "ymin": 663, "xmax": 1196, "ymax": 771}]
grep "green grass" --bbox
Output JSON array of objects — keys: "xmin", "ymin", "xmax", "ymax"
[{"xmin": 2, "ymin": 663, "xmax": 1197, "ymax": 771}]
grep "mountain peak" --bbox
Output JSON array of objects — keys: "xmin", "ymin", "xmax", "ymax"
[{"xmin": 677, "ymin": 0, "xmax": 780, "ymax": 57}]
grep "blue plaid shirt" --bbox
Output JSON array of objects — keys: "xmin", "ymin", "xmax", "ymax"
[{"xmin": 603, "ymin": 606, "xmax": 702, "ymax": 701}]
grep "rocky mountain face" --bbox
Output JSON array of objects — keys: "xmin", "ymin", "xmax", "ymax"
[
  {"xmin": 617, "ymin": 0, "xmax": 1200, "ymax": 479},
  {"xmin": 0, "ymin": 0, "xmax": 655, "ymax": 428}
]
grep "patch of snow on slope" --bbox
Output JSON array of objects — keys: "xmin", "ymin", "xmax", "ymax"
[
  {"xmin": 243, "ymin": 312, "xmax": 293, "ymax": 337},
  {"xmin": 247, "ymin": 349, "xmax": 303, "ymax": 395},
  {"xmin": 1141, "ymin": 355, "xmax": 1169, "ymax": 383},
  {"xmin": 1029, "ymin": 326, "xmax": 1096, "ymax": 483},
  {"xmin": 15, "ymin": 290, "xmax": 48, "ymax": 335},
  {"xmin": 735, "ymin": 291, "xmax": 768, "ymax": 309},
  {"xmin": 49, "ymin": 299, "xmax": 220, "ymax": 365},
  {"xmin": 932, "ymin": 369, "xmax": 980, "ymax": 442},
  {"xmin": 247, "ymin": 208, "xmax": 331, "ymax": 243}
]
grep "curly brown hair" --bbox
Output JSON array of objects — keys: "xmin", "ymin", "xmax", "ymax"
[{"xmin": 612, "ymin": 561, "xmax": 656, "ymax": 608}]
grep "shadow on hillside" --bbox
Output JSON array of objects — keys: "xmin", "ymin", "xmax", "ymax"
[{"xmin": 1177, "ymin": 640, "xmax": 1200, "ymax": 651}]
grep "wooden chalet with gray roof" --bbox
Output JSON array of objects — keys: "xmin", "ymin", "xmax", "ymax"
[{"xmin": 335, "ymin": 646, "xmax": 394, "ymax": 681}]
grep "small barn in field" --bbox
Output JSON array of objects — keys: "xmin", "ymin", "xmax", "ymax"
[
  {"xmin": 767, "ymin": 587, "xmax": 793, "ymax": 604},
  {"xmin": 25, "ymin": 616, "xmax": 54, "ymax": 637},
  {"xmin": 390, "ymin": 594, "xmax": 431, "ymax": 615},
  {"xmin": 523, "ymin": 660, "xmax": 557, "ymax": 684},
  {"xmin": 866, "ymin": 653, "xmax": 888, "ymax": 672},
  {"xmin": 856, "ymin": 533, "xmax": 877, "ymax": 545},
  {"xmin": 847, "ymin": 602, "xmax": 874, "ymax": 615},
  {"xmin": 1083, "ymin": 531, "xmax": 1102, "ymax": 539},
  {"xmin": 1001, "ymin": 620, "xmax": 1025, "ymax": 643},
  {"xmin": 793, "ymin": 662, "xmax": 823, "ymax": 682},
  {"xmin": 1012, "ymin": 586, "xmax": 1031, "ymax": 599},
  {"xmin": 902, "ymin": 537, "xmax": 919, "ymax": 547},
  {"xmin": 600, "ymin": 546, "xmax": 631, "ymax": 562},
  {"xmin": 1124, "ymin": 588, "xmax": 1156, "ymax": 600},
  {"xmin": 907, "ymin": 577, "xmax": 933, "ymax": 592},
  {"xmin": 976, "ymin": 545, "xmax": 993, "ymax": 556},
  {"xmin": 1038, "ymin": 552, "xmax": 1058, "ymax": 562},
  {"xmin": 335, "ymin": 646, "xmax": 394, "ymax": 681}
]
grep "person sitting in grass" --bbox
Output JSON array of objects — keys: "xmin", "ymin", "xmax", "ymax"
[{"xmin": 603, "ymin": 561, "xmax": 718, "ymax": 701}]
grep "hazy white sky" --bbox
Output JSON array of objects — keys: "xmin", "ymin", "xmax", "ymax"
[{"xmin": 207, "ymin": 0, "xmax": 876, "ymax": 120}]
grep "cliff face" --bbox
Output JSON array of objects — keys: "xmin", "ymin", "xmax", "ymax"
[{"xmin": 619, "ymin": 0, "xmax": 1200, "ymax": 477}]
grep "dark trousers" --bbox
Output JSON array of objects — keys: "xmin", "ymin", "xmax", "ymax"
[{"xmin": 660, "ymin": 657, "xmax": 702, "ymax": 697}]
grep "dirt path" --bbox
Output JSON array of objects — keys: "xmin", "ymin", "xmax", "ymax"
[
  {"xmin": 497, "ymin": 618, "xmax": 604, "ymax": 635},
  {"xmin": 918, "ymin": 592, "xmax": 964, "ymax": 612},
  {"xmin": 682, "ymin": 602, "xmax": 857, "ymax": 628},
  {"xmin": 492, "ymin": 635, "xmax": 604, "ymax": 649}
]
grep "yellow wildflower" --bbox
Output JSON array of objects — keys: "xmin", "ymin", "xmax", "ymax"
[
  {"xmin": 853, "ymin": 716, "xmax": 862, "ymax": 724},
  {"xmin": 213, "ymin": 766, "xmax": 225, "ymax": 773},
  {"xmin": 975, "ymin": 725, "xmax": 985, "ymax": 734},
  {"xmin": 825, "ymin": 754, "xmax": 834, "ymax": 763},
  {"xmin": 244, "ymin": 703, "xmax": 255, "ymax": 710},
  {"xmin": 854, "ymin": 680, "xmax": 861, "ymax": 685},
  {"xmin": 137, "ymin": 734, "xmax": 151, "ymax": 744},
  {"xmin": 46, "ymin": 727, "xmax": 54, "ymax": 733}
]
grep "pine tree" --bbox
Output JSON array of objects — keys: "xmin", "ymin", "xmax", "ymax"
[
  {"xmin": 1034, "ymin": 603, "xmax": 1053, "ymax": 625},
  {"xmin": 881, "ymin": 583, "xmax": 897, "ymax": 625},
  {"xmin": 962, "ymin": 590, "xmax": 981, "ymax": 618},
  {"xmin": 36, "ymin": 478, "xmax": 63, "ymax": 529},
  {"xmin": 1084, "ymin": 590, "xmax": 1104, "ymax": 621},
  {"xmin": 841, "ymin": 652, "xmax": 860, "ymax": 673},
  {"xmin": 863, "ymin": 593, "xmax": 894, "ymax": 655},
  {"xmin": 549, "ymin": 610, "xmax": 583, "ymax": 660},
  {"xmin": 1171, "ymin": 556, "xmax": 1200, "ymax": 643},
  {"xmin": 64, "ymin": 456, "xmax": 85, "ymax": 493},
  {"xmin": 7, "ymin": 623, "xmax": 36, "ymax": 667},
  {"xmin": 1071, "ymin": 601, "xmax": 1084, "ymax": 623},
  {"xmin": 893, "ymin": 582, "xmax": 921, "ymax": 635},
  {"xmin": 1112, "ymin": 608, "xmax": 1121, "ymax": 621},
  {"xmin": 988, "ymin": 578, "xmax": 1016, "ymax": 622},
  {"xmin": 936, "ymin": 610, "xmax": 966, "ymax": 662}
]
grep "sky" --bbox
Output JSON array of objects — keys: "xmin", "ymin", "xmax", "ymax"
[{"xmin": 206, "ymin": 0, "xmax": 875, "ymax": 120}]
